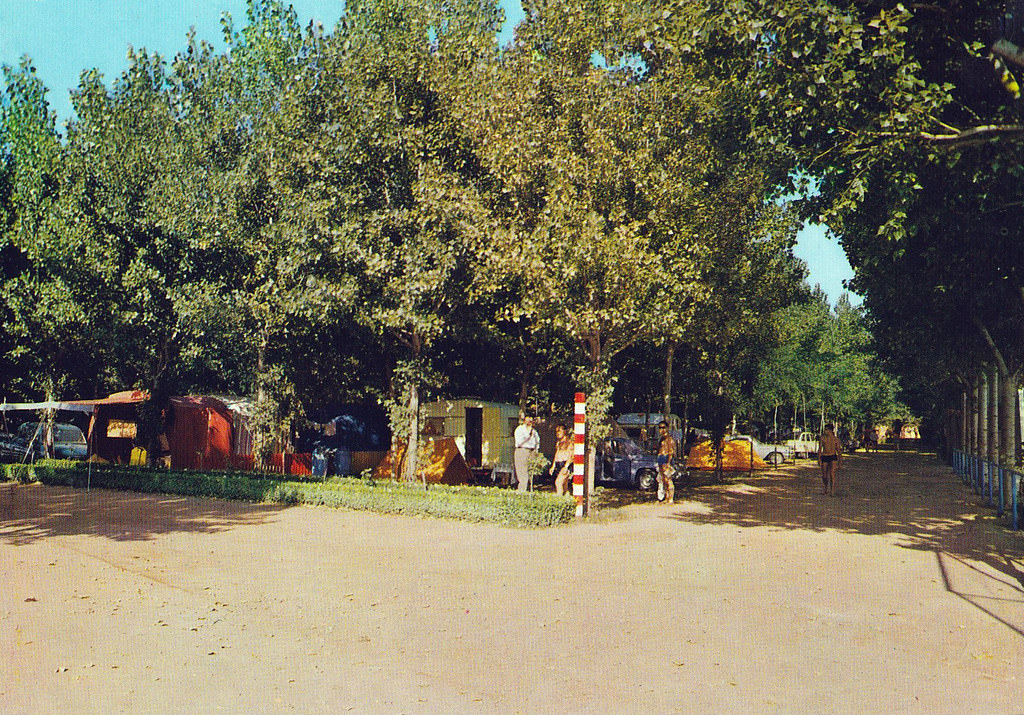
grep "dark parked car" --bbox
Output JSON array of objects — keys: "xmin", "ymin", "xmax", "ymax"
[
  {"xmin": 13, "ymin": 422, "xmax": 89, "ymax": 461},
  {"xmin": 0, "ymin": 432, "xmax": 30, "ymax": 462},
  {"xmin": 598, "ymin": 437, "xmax": 680, "ymax": 491}
]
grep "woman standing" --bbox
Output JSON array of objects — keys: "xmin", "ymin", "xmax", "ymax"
[
  {"xmin": 818, "ymin": 423, "xmax": 843, "ymax": 496},
  {"xmin": 552, "ymin": 424, "xmax": 574, "ymax": 496}
]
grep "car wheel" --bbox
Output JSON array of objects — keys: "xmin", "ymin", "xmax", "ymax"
[
  {"xmin": 637, "ymin": 468, "xmax": 658, "ymax": 491},
  {"xmin": 766, "ymin": 451, "xmax": 784, "ymax": 466}
]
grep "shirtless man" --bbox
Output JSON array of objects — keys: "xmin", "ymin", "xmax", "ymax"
[
  {"xmin": 657, "ymin": 421, "xmax": 677, "ymax": 504},
  {"xmin": 818, "ymin": 423, "xmax": 843, "ymax": 496}
]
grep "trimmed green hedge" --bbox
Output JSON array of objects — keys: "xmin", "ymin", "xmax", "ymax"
[
  {"xmin": 1, "ymin": 461, "xmax": 575, "ymax": 528},
  {"xmin": 2, "ymin": 459, "xmax": 81, "ymax": 484}
]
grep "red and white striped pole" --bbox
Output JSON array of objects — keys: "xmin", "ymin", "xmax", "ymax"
[{"xmin": 573, "ymin": 392, "xmax": 586, "ymax": 517}]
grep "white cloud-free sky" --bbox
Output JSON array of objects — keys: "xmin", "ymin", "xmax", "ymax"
[{"xmin": 2, "ymin": 0, "xmax": 855, "ymax": 305}]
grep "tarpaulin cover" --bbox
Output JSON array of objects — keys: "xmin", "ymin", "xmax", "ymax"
[
  {"xmin": 686, "ymin": 439, "xmax": 768, "ymax": 471},
  {"xmin": 373, "ymin": 437, "xmax": 472, "ymax": 485}
]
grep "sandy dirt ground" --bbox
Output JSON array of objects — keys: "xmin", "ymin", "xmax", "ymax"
[{"xmin": 1, "ymin": 449, "xmax": 1022, "ymax": 714}]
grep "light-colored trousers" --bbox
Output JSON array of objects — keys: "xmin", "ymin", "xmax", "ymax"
[{"xmin": 514, "ymin": 447, "xmax": 536, "ymax": 492}]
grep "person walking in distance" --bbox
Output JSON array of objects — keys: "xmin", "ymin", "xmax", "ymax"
[
  {"xmin": 818, "ymin": 423, "xmax": 843, "ymax": 496},
  {"xmin": 513, "ymin": 414, "xmax": 540, "ymax": 492},
  {"xmin": 657, "ymin": 421, "xmax": 677, "ymax": 504}
]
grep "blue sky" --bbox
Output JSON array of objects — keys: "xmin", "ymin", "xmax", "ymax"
[
  {"xmin": 1, "ymin": 0, "xmax": 856, "ymax": 305},
  {"xmin": 793, "ymin": 223, "xmax": 858, "ymax": 306}
]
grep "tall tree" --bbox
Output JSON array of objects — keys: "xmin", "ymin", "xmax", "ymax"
[
  {"xmin": 0, "ymin": 58, "xmax": 114, "ymax": 403},
  {"xmin": 317, "ymin": 0, "xmax": 502, "ymax": 480}
]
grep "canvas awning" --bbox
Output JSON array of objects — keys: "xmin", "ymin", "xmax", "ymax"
[
  {"xmin": 0, "ymin": 390, "xmax": 149, "ymax": 414},
  {"xmin": 0, "ymin": 401, "xmax": 96, "ymax": 413}
]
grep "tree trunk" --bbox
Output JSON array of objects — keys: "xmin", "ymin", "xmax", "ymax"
[
  {"xmin": 999, "ymin": 370, "xmax": 1018, "ymax": 502},
  {"xmin": 978, "ymin": 369, "xmax": 989, "ymax": 459},
  {"xmin": 142, "ymin": 380, "xmax": 169, "ymax": 468},
  {"xmin": 970, "ymin": 375, "xmax": 978, "ymax": 455},
  {"xmin": 961, "ymin": 389, "xmax": 968, "ymax": 453},
  {"xmin": 643, "ymin": 397, "xmax": 652, "ymax": 451},
  {"xmin": 386, "ymin": 356, "xmax": 400, "ymax": 482},
  {"xmin": 662, "ymin": 341, "xmax": 675, "ymax": 418},
  {"xmin": 682, "ymin": 396, "xmax": 690, "ymax": 452},
  {"xmin": 1017, "ymin": 388, "xmax": 1022, "ymax": 466},
  {"xmin": 254, "ymin": 335, "xmax": 272, "ymax": 466},
  {"xmin": 988, "ymin": 364, "xmax": 999, "ymax": 464},
  {"xmin": 518, "ymin": 370, "xmax": 529, "ymax": 416},
  {"xmin": 404, "ymin": 381, "xmax": 421, "ymax": 484},
  {"xmin": 999, "ymin": 371, "xmax": 1017, "ymax": 465}
]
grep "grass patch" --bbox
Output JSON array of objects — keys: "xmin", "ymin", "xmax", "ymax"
[{"xmin": 2, "ymin": 461, "xmax": 575, "ymax": 528}]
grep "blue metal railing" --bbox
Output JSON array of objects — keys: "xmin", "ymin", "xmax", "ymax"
[{"xmin": 952, "ymin": 449, "xmax": 1020, "ymax": 531}]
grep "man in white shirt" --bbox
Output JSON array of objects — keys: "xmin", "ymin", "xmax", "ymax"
[{"xmin": 513, "ymin": 414, "xmax": 540, "ymax": 492}]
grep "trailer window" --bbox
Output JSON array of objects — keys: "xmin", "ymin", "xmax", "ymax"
[{"xmin": 106, "ymin": 420, "xmax": 138, "ymax": 439}]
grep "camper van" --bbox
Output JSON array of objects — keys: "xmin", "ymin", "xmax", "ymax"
[{"xmin": 420, "ymin": 399, "xmax": 520, "ymax": 478}]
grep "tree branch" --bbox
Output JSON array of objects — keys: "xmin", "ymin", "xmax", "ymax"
[
  {"xmin": 993, "ymin": 39, "xmax": 1024, "ymax": 69},
  {"xmin": 972, "ymin": 316, "xmax": 1009, "ymax": 377},
  {"xmin": 920, "ymin": 124, "xmax": 1024, "ymax": 146},
  {"xmin": 849, "ymin": 0, "xmax": 945, "ymax": 11}
]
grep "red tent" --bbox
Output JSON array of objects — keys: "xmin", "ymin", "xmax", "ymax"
[
  {"xmin": 78, "ymin": 391, "xmax": 233, "ymax": 470},
  {"xmin": 166, "ymin": 396, "xmax": 233, "ymax": 470}
]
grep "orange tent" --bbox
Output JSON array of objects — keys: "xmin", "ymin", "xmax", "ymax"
[
  {"xmin": 373, "ymin": 437, "xmax": 472, "ymax": 485},
  {"xmin": 686, "ymin": 439, "xmax": 768, "ymax": 471}
]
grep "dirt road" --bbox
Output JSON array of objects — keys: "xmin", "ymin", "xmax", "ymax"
[{"xmin": 2, "ymin": 450, "xmax": 1021, "ymax": 714}]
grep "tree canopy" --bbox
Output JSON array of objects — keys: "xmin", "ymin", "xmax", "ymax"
[{"xmin": 2, "ymin": 0, "xmax": 934, "ymax": 473}]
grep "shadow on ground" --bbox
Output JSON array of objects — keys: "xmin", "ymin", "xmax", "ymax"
[
  {"xmin": 660, "ymin": 449, "xmax": 1024, "ymax": 637},
  {"xmin": 0, "ymin": 482, "xmax": 285, "ymax": 546}
]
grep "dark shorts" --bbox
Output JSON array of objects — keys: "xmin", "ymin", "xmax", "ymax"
[
  {"xmin": 820, "ymin": 454, "xmax": 838, "ymax": 463},
  {"xmin": 657, "ymin": 455, "xmax": 669, "ymax": 466}
]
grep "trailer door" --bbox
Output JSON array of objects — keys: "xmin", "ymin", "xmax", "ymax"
[{"xmin": 465, "ymin": 407, "xmax": 483, "ymax": 467}]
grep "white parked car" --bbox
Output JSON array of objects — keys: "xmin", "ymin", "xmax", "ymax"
[
  {"xmin": 785, "ymin": 431, "xmax": 819, "ymax": 458},
  {"xmin": 727, "ymin": 435, "xmax": 793, "ymax": 466}
]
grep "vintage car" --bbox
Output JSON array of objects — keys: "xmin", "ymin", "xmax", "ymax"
[
  {"xmin": 14, "ymin": 422, "xmax": 89, "ymax": 461},
  {"xmin": 0, "ymin": 432, "xmax": 29, "ymax": 462},
  {"xmin": 785, "ymin": 431, "xmax": 820, "ymax": 458},
  {"xmin": 727, "ymin": 435, "xmax": 793, "ymax": 465},
  {"xmin": 597, "ymin": 436, "xmax": 679, "ymax": 491}
]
